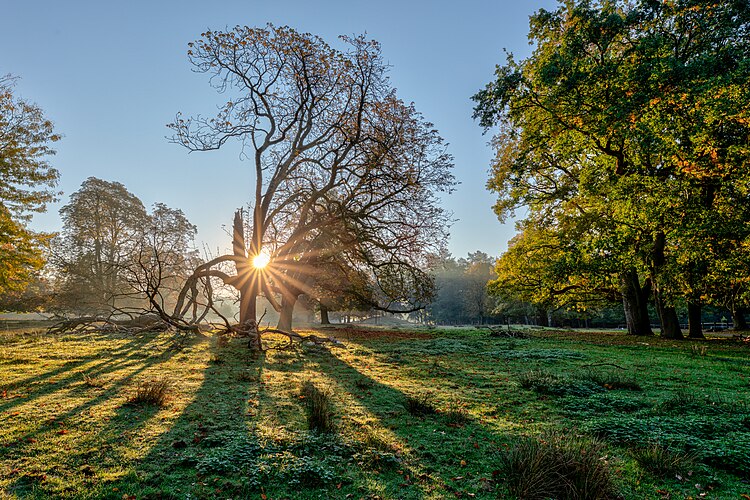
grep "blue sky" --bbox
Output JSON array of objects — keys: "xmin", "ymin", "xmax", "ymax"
[{"xmin": 4, "ymin": 0, "xmax": 557, "ymax": 258}]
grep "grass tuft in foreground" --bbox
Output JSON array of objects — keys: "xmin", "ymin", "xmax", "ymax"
[
  {"xmin": 127, "ymin": 377, "xmax": 171, "ymax": 406},
  {"xmin": 300, "ymin": 380, "xmax": 336, "ymax": 433},
  {"xmin": 499, "ymin": 432, "xmax": 614, "ymax": 500}
]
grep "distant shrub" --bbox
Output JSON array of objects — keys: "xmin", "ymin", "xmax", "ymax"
[
  {"xmin": 404, "ymin": 394, "xmax": 437, "ymax": 417},
  {"xmin": 300, "ymin": 381, "xmax": 335, "ymax": 433},
  {"xmin": 128, "ymin": 378, "xmax": 171, "ymax": 406},
  {"xmin": 631, "ymin": 442, "xmax": 696, "ymax": 477},
  {"xmin": 498, "ymin": 432, "xmax": 615, "ymax": 500}
]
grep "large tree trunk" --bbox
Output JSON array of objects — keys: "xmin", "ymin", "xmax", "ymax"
[
  {"xmin": 320, "ymin": 304, "xmax": 331, "ymax": 325},
  {"xmin": 654, "ymin": 291, "xmax": 682, "ymax": 339},
  {"xmin": 277, "ymin": 292, "xmax": 298, "ymax": 331},
  {"xmin": 687, "ymin": 301, "xmax": 704, "ymax": 339},
  {"xmin": 232, "ymin": 210, "xmax": 262, "ymax": 349},
  {"xmin": 731, "ymin": 305, "xmax": 749, "ymax": 331},
  {"xmin": 621, "ymin": 269, "xmax": 653, "ymax": 336},
  {"xmin": 650, "ymin": 231, "xmax": 681, "ymax": 338}
]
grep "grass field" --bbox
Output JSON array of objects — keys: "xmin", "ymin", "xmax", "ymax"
[{"xmin": 1, "ymin": 325, "xmax": 749, "ymax": 499}]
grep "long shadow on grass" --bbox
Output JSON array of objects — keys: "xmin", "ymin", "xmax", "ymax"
[
  {"xmin": 305, "ymin": 344, "xmax": 512, "ymax": 498},
  {"xmin": 1, "ymin": 333, "xmax": 190, "ymax": 496},
  {"xmin": 89, "ymin": 337, "xmax": 265, "ymax": 499},
  {"xmin": 0, "ymin": 334, "xmax": 159, "ymax": 413}
]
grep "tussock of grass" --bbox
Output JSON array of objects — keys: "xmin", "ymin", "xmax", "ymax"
[
  {"xmin": 499, "ymin": 432, "xmax": 614, "ymax": 500},
  {"xmin": 517, "ymin": 369, "xmax": 603, "ymax": 397},
  {"xmin": 299, "ymin": 380, "xmax": 335, "ymax": 433},
  {"xmin": 578, "ymin": 369, "xmax": 642, "ymax": 391},
  {"xmin": 403, "ymin": 394, "xmax": 437, "ymax": 417},
  {"xmin": 690, "ymin": 343, "xmax": 708, "ymax": 357},
  {"xmin": 630, "ymin": 442, "xmax": 696, "ymax": 477},
  {"xmin": 128, "ymin": 377, "xmax": 171, "ymax": 406},
  {"xmin": 82, "ymin": 373, "xmax": 105, "ymax": 388}
]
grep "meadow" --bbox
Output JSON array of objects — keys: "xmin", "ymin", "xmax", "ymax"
[{"xmin": 1, "ymin": 325, "xmax": 749, "ymax": 499}]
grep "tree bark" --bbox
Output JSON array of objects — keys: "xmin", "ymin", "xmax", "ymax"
[
  {"xmin": 232, "ymin": 210, "xmax": 262, "ymax": 349},
  {"xmin": 320, "ymin": 304, "xmax": 331, "ymax": 325},
  {"xmin": 277, "ymin": 292, "xmax": 298, "ymax": 331},
  {"xmin": 654, "ymin": 291, "xmax": 682, "ymax": 339},
  {"xmin": 731, "ymin": 306, "xmax": 749, "ymax": 331},
  {"xmin": 687, "ymin": 301, "xmax": 704, "ymax": 339},
  {"xmin": 621, "ymin": 269, "xmax": 653, "ymax": 336}
]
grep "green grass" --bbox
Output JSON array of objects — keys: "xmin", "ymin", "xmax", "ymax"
[{"xmin": 0, "ymin": 325, "xmax": 749, "ymax": 498}]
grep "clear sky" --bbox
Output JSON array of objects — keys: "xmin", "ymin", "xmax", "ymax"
[{"xmin": 3, "ymin": 0, "xmax": 557, "ymax": 258}]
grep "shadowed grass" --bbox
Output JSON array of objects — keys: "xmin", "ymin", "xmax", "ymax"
[{"xmin": 0, "ymin": 325, "xmax": 749, "ymax": 498}]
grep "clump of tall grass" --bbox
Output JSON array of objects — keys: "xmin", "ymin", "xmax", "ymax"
[
  {"xmin": 300, "ymin": 381, "xmax": 336, "ymax": 433},
  {"xmin": 128, "ymin": 378, "xmax": 171, "ymax": 406},
  {"xmin": 403, "ymin": 394, "xmax": 437, "ymax": 417},
  {"xmin": 630, "ymin": 442, "xmax": 696, "ymax": 477},
  {"xmin": 498, "ymin": 432, "xmax": 614, "ymax": 499}
]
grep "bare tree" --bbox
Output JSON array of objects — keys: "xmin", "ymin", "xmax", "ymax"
[{"xmin": 169, "ymin": 25, "xmax": 454, "ymax": 343}]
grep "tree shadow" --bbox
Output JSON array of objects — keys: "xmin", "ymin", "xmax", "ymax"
[
  {"xmin": 0, "ymin": 334, "xmax": 159, "ymax": 413},
  {"xmin": 1, "ymin": 332, "xmax": 189, "ymax": 497},
  {"xmin": 291, "ymin": 342, "xmax": 513, "ymax": 498}
]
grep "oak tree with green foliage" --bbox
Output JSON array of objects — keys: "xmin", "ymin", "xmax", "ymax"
[
  {"xmin": 474, "ymin": 0, "xmax": 750, "ymax": 337},
  {"xmin": 0, "ymin": 75, "xmax": 60, "ymax": 303}
]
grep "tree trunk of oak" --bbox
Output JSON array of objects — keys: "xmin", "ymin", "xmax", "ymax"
[
  {"xmin": 732, "ymin": 306, "xmax": 748, "ymax": 331},
  {"xmin": 320, "ymin": 304, "xmax": 330, "ymax": 325},
  {"xmin": 654, "ymin": 291, "xmax": 682, "ymax": 339},
  {"xmin": 687, "ymin": 301, "xmax": 704, "ymax": 339},
  {"xmin": 277, "ymin": 292, "xmax": 298, "ymax": 331},
  {"xmin": 621, "ymin": 269, "xmax": 653, "ymax": 336}
]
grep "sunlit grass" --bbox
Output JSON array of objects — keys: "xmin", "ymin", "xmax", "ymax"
[{"xmin": 0, "ymin": 325, "xmax": 748, "ymax": 498}]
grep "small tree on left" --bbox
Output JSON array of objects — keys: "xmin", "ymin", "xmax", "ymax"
[
  {"xmin": 0, "ymin": 75, "xmax": 60, "ymax": 304},
  {"xmin": 51, "ymin": 178, "xmax": 200, "ymax": 330}
]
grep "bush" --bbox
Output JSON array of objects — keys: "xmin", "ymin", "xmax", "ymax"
[
  {"xmin": 128, "ymin": 378, "xmax": 171, "ymax": 406},
  {"xmin": 630, "ymin": 442, "xmax": 696, "ymax": 477},
  {"xmin": 299, "ymin": 381, "xmax": 335, "ymax": 433},
  {"xmin": 498, "ymin": 432, "xmax": 614, "ymax": 499}
]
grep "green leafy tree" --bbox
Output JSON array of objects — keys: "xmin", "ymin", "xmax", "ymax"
[
  {"xmin": 474, "ymin": 0, "xmax": 750, "ymax": 337},
  {"xmin": 0, "ymin": 75, "xmax": 60, "ymax": 300}
]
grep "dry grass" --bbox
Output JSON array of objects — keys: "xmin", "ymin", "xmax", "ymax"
[{"xmin": 127, "ymin": 377, "xmax": 171, "ymax": 406}]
